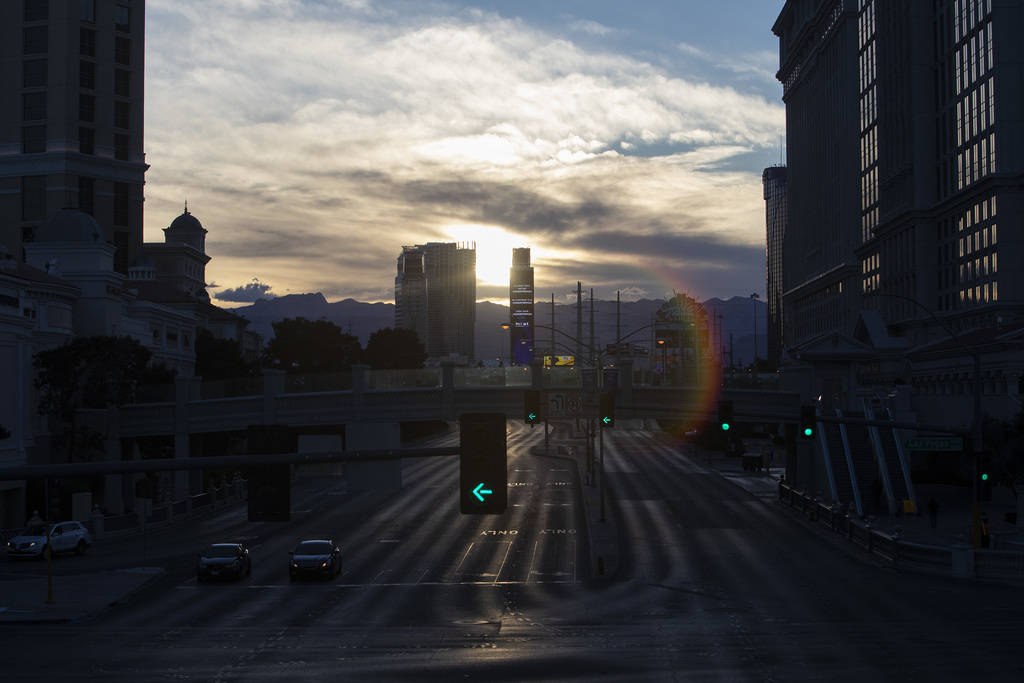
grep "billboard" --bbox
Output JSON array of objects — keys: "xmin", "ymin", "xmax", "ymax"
[
  {"xmin": 544, "ymin": 355, "xmax": 575, "ymax": 367},
  {"xmin": 509, "ymin": 252, "xmax": 534, "ymax": 365}
]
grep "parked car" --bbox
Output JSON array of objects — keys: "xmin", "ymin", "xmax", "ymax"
[
  {"xmin": 6, "ymin": 521, "xmax": 92, "ymax": 559},
  {"xmin": 196, "ymin": 543, "xmax": 251, "ymax": 581},
  {"xmin": 289, "ymin": 539, "xmax": 342, "ymax": 581}
]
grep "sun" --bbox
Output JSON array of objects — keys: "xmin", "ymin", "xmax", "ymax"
[{"xmin": 442, "ymin": 224, "xmax": 529, "ymax": 287}]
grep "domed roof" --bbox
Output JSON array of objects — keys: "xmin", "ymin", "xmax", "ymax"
[
  {"xmin": 38, "ymin": 208, "xmax": 103, "ymax": 243},
  {"xmin": 166, "ymin": 203, "xmax": 206, "ymax": 235}
]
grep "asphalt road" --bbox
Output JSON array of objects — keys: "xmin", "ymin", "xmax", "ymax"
[{"xmin": 2, "ymin": 423, "xmax": 1023, "ymax": 682}]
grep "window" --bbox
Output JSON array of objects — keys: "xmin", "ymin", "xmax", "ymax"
[
  {"xmin": 24, "ymin": 0, "xmax": 48, "ymax": 22},
  {"xmin": 79, "ymin": 94, "xmax": 94, "ymax": 122},
  {"xmin": 78, "ymin": 177, "xmax": 94, "ymax": 215},
  {"xmin": 114, "ymin": 183, "xmax": 131, "ymax": 226},
  {"xmin": 115, "ymin": 69, "xmax": 131, "ymax": 97},
  {"xmin": 114, "ymin": 5, "xmax": 131, "ymax": 32},
  {"xmin": 80, "ymin": 28, "xmax": 95, "ymax": 56},
  {"xmin": 22, "ymin": 92, "xmax": 46, "ymax": 121},
  {"xmin": 114, "ymin": 134, "xmax": 131, "ymax": 161},
  {"xmin": 115, "ymin": 37, "xmax": 131, "ymax": 65},
  {"xmin": 80, "ymin": 0, "xmax": 95, "ymax": 22},
  {"xmin": 79, "ymin": 60, "xmax": 95, "ymax": 89},
  {"xmin": 23, "ymin": 59, "xmax": 47, "ymax": 87},
  {"xmin": 22, "ymin": 126, "xmax": 46, "ymax": 153},
  {"xmin": 23, "ymin": 26, "xmax": 48, "ymax": 54},
  {"xmin": 79, "ymin": 126, "xmax": 94, "ymax": 155},
  {"xmin": 22, "ymin": 176, "xmax": 47, "ymax": 221},
  {"xmin": 114, "ymin": 101, "xmax": 130, "ymax": 129}
]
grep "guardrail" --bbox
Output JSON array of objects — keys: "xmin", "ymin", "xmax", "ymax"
[{"xmin": 778, "ymin": 481, "xmax": 1024, "ymax": 582}]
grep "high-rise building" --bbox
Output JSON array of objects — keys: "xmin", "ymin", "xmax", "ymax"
[
  {"xmin": 774, "ymin": 0, "xmax": 1024, "ymax": 350},
  {"xmin": 772, "ymin": 2, "xmax": 863, "ymax": 350},
  {"xmin": 1, "ymin": 0, "xmax": 147, "ymax": 274},
  {"xmin": 394, "ymin": 242, "xmax": 476, "ymax": 360},
  {"xmin": 763, "ymin": 166, "xmax": 787, "ymax": 366},
  {"xmin": 509, "ymin": 247, "xmax": 534, "ymax": 365}
]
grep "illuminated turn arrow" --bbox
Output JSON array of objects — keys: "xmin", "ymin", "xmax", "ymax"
[
  {"xmin": 471, "ymin": 483, "xmax": 491, "ymax": 505},
  {"xmin": 473, "ymin": 483, "xmax": 493, "ymax": 502},
  {"xmin": 528, "ymin": 413, "xmax": 537, "ymax": 422},
  {"xmin": 602, "ymin": 416, "xmax": 611, "ymax": 425}
]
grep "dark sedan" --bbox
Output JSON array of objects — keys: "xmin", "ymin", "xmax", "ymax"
[
  {"xmin": 196, "ymin": 543, "xmax": 251, "ymax": 581},
  {"xmin": 289, "ymin": 539, "xmax": 342, "ymax": 581}
]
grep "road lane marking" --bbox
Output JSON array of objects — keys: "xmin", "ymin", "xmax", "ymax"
[
  {"xmin": 526, "ymin": 540, "xmax": 540, "ymax": 585},
  {"xmin": 493, "ymin": 541, "xmax": 514, "ymax": 585},
  {"xmin": 454, "ymin": 542, "xmax": 474, "ymax": 576}
]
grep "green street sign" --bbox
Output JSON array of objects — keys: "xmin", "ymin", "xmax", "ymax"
[{"xmin": 904, "ymin": 437, "xmax": 963, "ymax": 451}]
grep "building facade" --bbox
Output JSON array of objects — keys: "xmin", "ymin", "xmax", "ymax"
[
  {"xmin": 763, "ymin": 165, "xmax": 788, "ymax": 367},
  {"xmin": 394, "ymin": 242, "xmax": 476, "ymax": 361},
  {"xmin": 1, "ymin": 0, "xmax": 147, "ymax": 274},
  {"xmin": 509, "ymin": 247, "xmax": 534, "ymax": 366}
]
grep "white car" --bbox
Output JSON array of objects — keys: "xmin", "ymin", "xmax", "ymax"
[{"xmin": 6, "ymin": 521, "xmax": 92, "ymax": 559}]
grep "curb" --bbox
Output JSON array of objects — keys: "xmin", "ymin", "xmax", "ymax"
[{"xmin": 0, "ymin": 567, "xmax": 166, "ymax": 625}]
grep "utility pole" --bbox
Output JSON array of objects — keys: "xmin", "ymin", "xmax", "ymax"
[
  {"xmin": 589, "ymin": 288, "xmax": 595, "ymax": 368},
  {"xmin": 576, "ymin": 281, "xmax": 582, "ymax": 363}
]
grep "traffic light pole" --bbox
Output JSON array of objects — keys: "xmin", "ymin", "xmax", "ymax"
[{"xmin": 599, "ymin": 422, "xmax": 606, "ymax": 523}]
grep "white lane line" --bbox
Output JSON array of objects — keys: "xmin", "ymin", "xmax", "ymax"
[
  {"xmin": 526, "ymin": 540, "xmax": 540, "ymax": 585},
  {"xmin": 415, "ymin": 568, "xmax": 430, "ymax": 585},
  {"xmin": 453, "ymin": 542, "xmax": 474, "ymax": 577},
  {"xmin": 492, "ymin": 540, "xmax": 514, "ymax": 585}
]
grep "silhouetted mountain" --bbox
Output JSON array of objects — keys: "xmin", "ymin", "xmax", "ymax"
[{"xmin": 233, "ymin": 293, "xmax": 766, "ymax": 365}]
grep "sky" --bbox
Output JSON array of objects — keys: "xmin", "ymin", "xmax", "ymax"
[{"xmin": 144, "ymin": 0, "xmax": 788, "ymax": 306}]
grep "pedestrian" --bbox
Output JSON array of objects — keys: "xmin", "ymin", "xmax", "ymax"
[
  {"xmin": 981, "ymin": 513, "xmax": 991, "ymax": 548},
  {"xmin": 927, "ymin": 497, "xmax": 939, "ymax": 529}
]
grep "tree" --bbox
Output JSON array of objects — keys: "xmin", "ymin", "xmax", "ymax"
[
  {"xmin": 264, "ymin": 317, "xmax": 361, "ymax": 374},
  {"xmin": 34, "ymin": 336, "xmax": 175, "ymax": 463},
  {"xmin": 363, "ymin": 327, "xmax": 427, "ymax": 370},
  {"xmin": 194, "ymin": 328, "xmax": 258, "ymax": 380}
]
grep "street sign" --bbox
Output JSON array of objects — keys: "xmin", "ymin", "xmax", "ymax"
[
  {"xmin": 904, "ymin": 437, "xmax": 963, "ymax": 451},
  {"xmin": 547, "ymin": 391, "xmax": 583, "ymax": 418}
]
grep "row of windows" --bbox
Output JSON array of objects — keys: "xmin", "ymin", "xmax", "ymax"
[
  {"xmin": 860, "ymin": 166, "xmax": 878, "ymax": 213},
  {"xmin": 913, "ymin": 374, "xmax": 1011, "ymax": 398},
  {"xmin": 957, "ymin": 77, "xmax": 995, "ymax": 148},
  {"xmin": 860, "ymin": 125, "xmax": 877, "ymax": 173},
  {"xmin": 954, "ymin": 20, "xmax": 992, "ymax": 95},
  {"xmin": 25, "ymin": 0, "xmax": 130, "ymax": 31},
  {"xmin": 960, "ymin": 281, "xmax": 998, "ymax": 305},
  {"xmin": 22, "ymin": 125, "xmax": 131, "ymax": 159},
  {"xmin": 953, "ymin": 0, "xmax": 992, "ymax": 45},
  {"xmin": 20, "ymin": 175, "xmax": 137, "ymax": 225},
  {"xmin": 957, "ymin": 131, "xmax": 996, "ymax": 190},
  {"xmin": 858, "ymin": 38, "xmax": 877, "ymax": 93},
  {"xmin": 859, "ymin": 86, "xmax": 877, "ymax": 132},
  {"xmin": 857, "ymin": 0, "xmax": 875, "ymax": 48}
]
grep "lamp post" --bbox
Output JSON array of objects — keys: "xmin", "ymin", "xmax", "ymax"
[{"xmin": 863, "ymin": 291, "xmax": 983, "ymax": 546}]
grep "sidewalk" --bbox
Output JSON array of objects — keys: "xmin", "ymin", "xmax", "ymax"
[{"xmin": 0, "ymin": 567, "xmax": 165, "ymax": 623}]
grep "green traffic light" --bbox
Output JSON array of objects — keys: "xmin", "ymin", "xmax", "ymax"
[
  {"xmin": 721, "ymin": 423, "xmax": 730, "ymax": 431},
  {"xmin": 981, "ymin": 473, "xmax": 989, "ymax": 481},
  {"xmin": 804, "ymin": 427, "xmax": 813, "ymax": 437}
]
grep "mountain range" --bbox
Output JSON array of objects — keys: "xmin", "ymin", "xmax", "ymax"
[{"xmin": 230, "ymin": 293, "xmax": 768, "ymax": 366}]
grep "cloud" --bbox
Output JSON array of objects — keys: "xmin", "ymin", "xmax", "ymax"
[
  {"xmin": 215, "ymin": 278, "xmax": 277, "ymax": 302},
  {"xmin": 143, "ymin": 2, "xmax": 782, "ymax": 307},
  {"xmin": 569, "ymin": 19, "xmax": 615, "ymax": 36}
]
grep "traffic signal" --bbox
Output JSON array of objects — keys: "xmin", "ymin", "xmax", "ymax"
[
  {"xmin": 524, "ymin": 389, "xmax": 540, "ymax": 426},
  {"xmin": 800, "ymin": 405, "xmax": 816, "ymax": 439},
  {"xmin": 979, "ymin": 452, "xmax": 993, "ymax": 501},
  {"xmin": 718, "ymin": 400, "xmax": 733, "ymax": 432},
  {"xmin": 460, "ymin": 413, "xmax": 507, "ymax": 514},
  {"xmin": 599, "ymin": 392, "xmax": 615, "ymax": 428}
]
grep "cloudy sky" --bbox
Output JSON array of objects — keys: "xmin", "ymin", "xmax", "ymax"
[{"xmin": 144, "ymin": 0, "xmax": 787, "ymax": 306}]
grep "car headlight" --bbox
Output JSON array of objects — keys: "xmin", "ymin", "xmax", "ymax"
[
  {"xmin": 291, "ymin": 562, "xmax": 299, "ymax": 568},
  {"xmin": 321, "ymin": 561, "xmax": 328, "ymax": 568},
  {"xmin": 28, "ymin": 541, "xmax": 37, "ymax": 547}
]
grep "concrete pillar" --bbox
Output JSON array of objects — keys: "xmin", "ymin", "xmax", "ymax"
[
  {"xmin": 298, "ymin": 433, "xmax": 344, "ymax": 477},
  {"xmin": 103, "ymin": 407, "xmax": 124, "ymax": 514},
  {"xmin": 173, "ymin": 376, "xmax": 200, "ymax": 500},
  {"xmin": 262, "ymin": 368, "xmax": 286, "ymax": 424},
  {"xmin": 346, "ymin": 422, "xmax": 402, "ymax": 491}
]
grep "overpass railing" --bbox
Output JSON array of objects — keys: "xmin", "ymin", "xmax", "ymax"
[{"xmin": 778, "ymin": 481, "xmax": 1024, "ymax": 582}]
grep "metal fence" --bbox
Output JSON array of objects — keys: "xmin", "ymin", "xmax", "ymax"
[{"xmin": 779, "ymin": 481, "xmax": 1024, "ymax": 581}]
